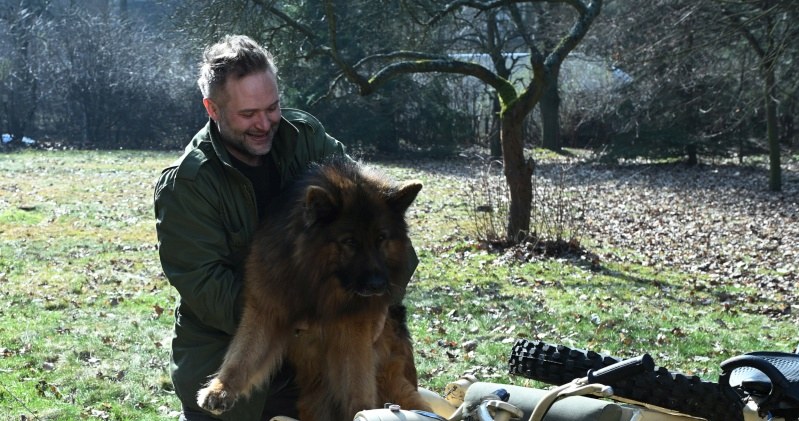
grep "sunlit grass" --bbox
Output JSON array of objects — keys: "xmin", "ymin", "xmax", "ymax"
[{"xmin": 0, "ymin": 149, "xmax": 796, "ymax": 419}]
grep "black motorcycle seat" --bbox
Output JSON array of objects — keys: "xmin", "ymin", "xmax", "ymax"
[{"xmin": 720, "ymin": 351, "xmax": 799, "ymax": 416}]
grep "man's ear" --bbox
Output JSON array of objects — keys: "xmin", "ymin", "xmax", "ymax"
[{"xmin": 203, "ymin": 97, "xmax": 219, "ymax": 121}]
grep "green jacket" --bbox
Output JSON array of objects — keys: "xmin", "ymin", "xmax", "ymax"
[{"xmin": 153, "ymin": 109, "xmax": 349, "ymax": 420}]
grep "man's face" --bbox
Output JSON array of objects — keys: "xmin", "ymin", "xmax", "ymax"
[{"xmin": 203, "ymin": 70, "xmax": 282, "ymax": 166}]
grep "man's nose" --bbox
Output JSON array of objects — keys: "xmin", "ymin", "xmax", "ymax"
[{"xmin": 254, "ymin": 112, "xmax": 271, "ymax": 131}]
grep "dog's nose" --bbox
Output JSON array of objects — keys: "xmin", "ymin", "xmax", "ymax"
[{"xmin": 357, "ymin": 275, "xmax": 388, "ymax": 297}]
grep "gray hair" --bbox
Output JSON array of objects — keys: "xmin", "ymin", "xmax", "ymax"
[{"xmin": 197, "ymin": 35, "xmax": 278, "ymax": 99}]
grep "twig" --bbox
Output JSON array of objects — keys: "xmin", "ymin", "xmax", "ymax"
[{"xmin": 0, "ymin": 381, "xmax": 40, "ymax": 420}]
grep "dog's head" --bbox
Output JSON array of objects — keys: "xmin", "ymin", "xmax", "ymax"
[{"xmin": 300, "ymin": 159, "xmax": 422, "ymax": 300}]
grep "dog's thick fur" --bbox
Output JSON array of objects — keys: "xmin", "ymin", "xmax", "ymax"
[{"xmin": 197, "ymin": 159, "xmax": 429, "ymax": 420}]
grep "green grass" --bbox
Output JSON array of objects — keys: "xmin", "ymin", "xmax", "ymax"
[
  {"xmin": 1, "ymin": 150, "xmax": 176, "ymax": 420},
  {"xmin": 0, "ymin": 150, "xmax": 796, "ymax": 419}
]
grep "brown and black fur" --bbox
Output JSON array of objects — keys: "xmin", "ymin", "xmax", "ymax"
[{"xmin": 197, "ymin": 158, "xmax": 429, "ymax": 421}]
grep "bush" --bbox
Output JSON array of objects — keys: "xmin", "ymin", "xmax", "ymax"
[{"xmin": 464, "ymin": 154, "xmax": 586, "ymax": 251}]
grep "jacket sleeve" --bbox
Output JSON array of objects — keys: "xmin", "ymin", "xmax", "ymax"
[
  {"xmin": 281, "ymin": 109, "xmax": 350, "ymax": 174},
  {"xmin": 321, "ymin": 133, "xmax": 348, "ymax": 159},
  {"xmin": 154, "ymin": 167, "xmax": 244, "ymax": 335},
  {"xmin": 303, "ymin": 131, "xmax": 348, "ymax": 165}
]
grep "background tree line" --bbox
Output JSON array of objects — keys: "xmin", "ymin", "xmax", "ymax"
[
  {"xmin": 1, "ymin": 0, "xmax": 204, "ymax": 149},
  {"xmin": 2, "ymin": 0, "xmax": 797, "ymax": 238}
]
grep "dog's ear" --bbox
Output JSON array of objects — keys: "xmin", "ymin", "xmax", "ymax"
[
  {"xmin": 387, "ymin": 181, "xmax": 422, "ymax": 214},
  {"xmin": 304, "ymin": 185, "xmax": 337, "ymax": 226}
]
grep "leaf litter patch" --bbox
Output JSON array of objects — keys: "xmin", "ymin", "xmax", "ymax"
[{"xmin": 462, "ymin": 157, "xmax": 797, "ymax": 320}]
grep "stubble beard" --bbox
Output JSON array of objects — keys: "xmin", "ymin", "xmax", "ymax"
[{"xmin": 218, "ymin": 122, "xmax": 278, "ymax": 162}]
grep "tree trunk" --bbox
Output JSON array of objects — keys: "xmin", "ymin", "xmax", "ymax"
[
  {"xmin": 500, "ymin": 108, "xmax": 534, "ymax": 242},
  {"xmin": 540, "ymin": 68, "xmax": 562, "ymax": 151},
  {"xmin": 686, "ymin": 144, "xmax": 698, "ymax": 166},
  {"xmin": 764, "ymin": 64, "xmax": 781, "ymax": 192},
  {"xmin": 489, "ymin": 97, "xmax": 502, "ymax": 158}
]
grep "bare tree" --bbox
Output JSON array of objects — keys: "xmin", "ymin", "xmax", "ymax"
[
  {"xmin": 185, "ymin": 0, "xmax": 602, "ymax": 243},
  {"xmin": 0, "ymin": 0, "xmax": 49, "ymax": 146},
  {"xmin": 597, "ymin": 0, "xmax": 797, "ymax": 191},
  {"xmin": 0, "ymin": 0, "xmax": 201, "ymax": 149},
  {"xmin": 720, "ymin": 0, "xmax": 798, "ymax": 191}
]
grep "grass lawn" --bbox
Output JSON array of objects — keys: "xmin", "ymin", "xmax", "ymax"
[{"xmin": 0, "ymin": 149, "xmax": 796, "ymax": 420}]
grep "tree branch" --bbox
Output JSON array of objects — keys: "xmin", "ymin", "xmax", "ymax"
[
  {"xmin": 250, "ymin": 0, "xmax": 318, "ymax": 41},
  {"xmin": 545, "ymin": 0, "xmax": 602, "ymax": 68},
  {"xmin": 428, "ymin": 0, "xmax": 588, "ymax": 25},
  {"xmin": 514, "ymin": 0, "xmax": 603, "ymax": 115},
  {"xmin": 365, "ymin": 59, "xmax": 516, "ymax": 100}
]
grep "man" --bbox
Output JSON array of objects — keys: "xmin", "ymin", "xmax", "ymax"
[{"xmin": 154, "ymin": 35, "xmax": 411, "ymax": 420}]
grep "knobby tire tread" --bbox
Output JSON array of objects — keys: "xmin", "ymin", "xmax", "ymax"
[{"xmin": 508, "ymin": 339, "xmax": 743, "ymax": 421}]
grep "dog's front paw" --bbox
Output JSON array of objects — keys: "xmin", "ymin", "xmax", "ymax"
[{"xmin": 197, "ymin": 379, "xmax": 238, "ymax": 415}]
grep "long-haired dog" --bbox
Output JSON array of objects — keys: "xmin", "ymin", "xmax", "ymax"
[{"xmin": 197, "ymin": 158, "xmax": 429, "ymax": 420}]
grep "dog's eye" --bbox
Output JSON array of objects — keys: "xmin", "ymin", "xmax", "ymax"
[
  {"xmin": 376, "ymin": 231, "xmax": 390, "ymax": 243},
  {"xmin": 339, "ymin": 236, "xmax": 358, "ymax": 247}
]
